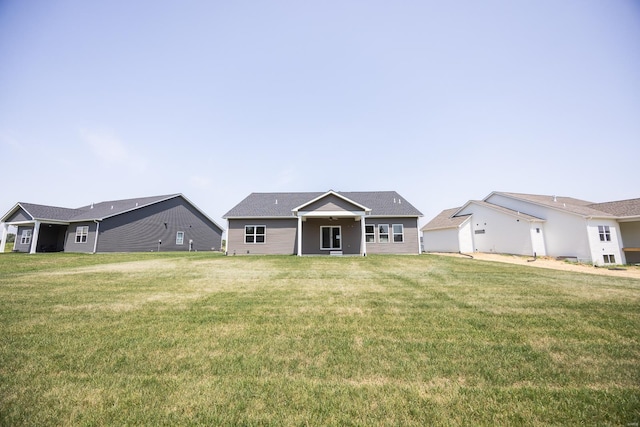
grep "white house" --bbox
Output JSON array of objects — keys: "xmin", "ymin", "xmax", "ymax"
[{"xmin": 422, "ymin": 192, "xmax": 640, "ymax": 266}]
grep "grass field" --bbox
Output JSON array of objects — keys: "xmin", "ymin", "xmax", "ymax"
[{"xmin": 0, "ymin": 252, "xmax": 638, "ymax": 426}]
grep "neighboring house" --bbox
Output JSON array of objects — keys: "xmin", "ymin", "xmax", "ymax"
[
  {"xmin": 223, "ymin": 190, "xmax": 422, "ymax": 256},
  {"xmin": 0, "ymin": 194, "xmax": 224, "ymax": 253},
  {"xmin": 422, "ymin": 192, "xmax": 640, "ymax": 266}
]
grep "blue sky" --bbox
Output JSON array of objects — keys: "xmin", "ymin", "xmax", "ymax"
[{"xmin": 1, "ymin": 0, "xmax": 639, "ymax": 226}]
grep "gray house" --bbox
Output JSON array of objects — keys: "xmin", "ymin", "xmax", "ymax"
[
  {"xmin": 223, "ymin": 190, "xmax": 423, "ymax": 256},
  {"xmin": 1, "ymin": 194, "xmax": 224, "ymax": 253}
]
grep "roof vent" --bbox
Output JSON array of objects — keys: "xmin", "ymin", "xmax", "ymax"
[
  {"xmin": 111, "ymin": 205, "xmax": 114, "ymax": 210},
  {"xmin": 553, "ymin": 195, "xmax": 557, "ymax": 202},
  {"xmin": 399, "ymin": 199, "xmax": 402, "ymax": 204},
  {"xmin": 393, "ymin": 198, "xmax": 396, "ymax": 204},
  {"xmin": 275, "ymin": 199, "xmax": 278, "ymax": 205},
  {"xmin": 90, "ymin": 203, "xmax": 94, "ymax": 209},
  {"xmin": 136, "ymin": 202, "xmax": 139, "ymax": 207}
]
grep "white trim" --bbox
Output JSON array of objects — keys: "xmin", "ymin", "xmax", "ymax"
[
  {"xmin": 0, "ymin": 223, "xmax": 7, "ymax": 253},
  {"xmin": 292, "ymin": 191, "xmax": 371, "ymax": 213},
  {"xmin": 378, "ymin": 224, "xmax": 390, "ymax": 243},
  {"xmin": 320, "ymin": 225, "xmax": 342, "ymax": 250},
  {"xmin": 75, "ymin": 225, "xmax": 89, "ymax": 243},
  {"xmin": 30, "ymin": 221, "xmax": 40, "ymax": 254},
  {"xmin": 297, "ymin": 215, "xmax": 303, "ymax": 256},
  {"xmin": 392, "ymin": 224, "xmax": 404, "ymax": 243},
  {"xmin": 176, "ymin": 231, "xmax": 185, "ymax": 245},
  {"xmin": 93, "ymin": 220, "xmax": 100, "ymax": 253},
  {"xmin": 244, "ymin": 225, "xmax": 266, "ymax": 244},
  {"xmin": 361, "ymin": 215, "xmax": 367, "ymax": 255},
  {"xmin": 297, "ymin": 210, "xmax": 364, "ymax": 218}
]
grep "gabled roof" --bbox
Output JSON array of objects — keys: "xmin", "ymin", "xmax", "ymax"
[
  {"xmin": 489, "ymin": 192, "xmax": 616, "ymax": 218},
  {"xmin": 455, "ymin": 200, "xmax": 544, "ymax": 222},
  {"xmin": 421, "ymin": 207, "xmax": 470, "ymax": 231},
  {"xmin": 223, "ymin": 191, "xmax": 422, "ymax": 218},
  {"xmin": 2, "ymin": 194, "xmax": 223, "ymax": 230},
  {"xmin": 292, "ymin": 190, "xmax": 371, "ymax": 213}
]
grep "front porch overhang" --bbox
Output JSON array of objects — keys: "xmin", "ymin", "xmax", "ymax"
[
  {"xmin": 1, "ymin": 219, "xmax": 70, "ymax": 254},
  {"xmin": 295, "ymin": 211, "xmax": 369, "ymax": 256}
]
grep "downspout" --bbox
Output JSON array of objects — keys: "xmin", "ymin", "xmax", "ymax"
[{"xmin": 93, "ymin": 220, "xmax": 101, "ymax": 254}]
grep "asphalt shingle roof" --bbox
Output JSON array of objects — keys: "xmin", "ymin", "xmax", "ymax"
[
  {"xmin": 493, "ymin": 192, "xmax": 616, "ymax": 218},
  {"xmin": 421, "ymin": 207, "xmax": 469, "ymax": 231},
  {"xmin": 223, "ymin": 191, "xmax": 422, "ymax": 218},
  {"xmin": 588, "ymin": 198, "xmax": 640, "ymax": 217}
]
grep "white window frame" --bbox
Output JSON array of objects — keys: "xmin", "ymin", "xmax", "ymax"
[
  {"xmin": 176, "ymin": 231, "xmax": 185, "ymax": 245},
  {"xmin": 598, "ymin": 225, "xmax": 611, "ymax": 242},
  {"xmin": 320, "ymin": 226, "xmax": 342, "ymax": 250},
  {"xmin": 378, "ymin": 224, "xmax": 389, "ymax": 243},
  {"xmin": 20, "ymin": 229, "xmax": 32, "ymax": 245},
  {"xmin": 245, "ymin": 225, "xmax": 266, "ymax": 244},
  {"xmin": 365, "ymin": 224, "xmax": 375, "ymax": 243},
  {"xmin": 75, "ymin": 226, "xmax": 89, "ymax": 243},
  {"xmin": 392, "ymin": 224, "xmax": 404, "ymax": 243},
  {"xmin": 603, "ymin": 254, "xmax": 616, "ymax": 264}
]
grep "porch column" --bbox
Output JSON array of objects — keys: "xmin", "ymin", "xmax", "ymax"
[
  {"xmin": 360, "ymin": 215, "xmax": 367, "ymax": 256},
  {"xmin": 0, "ymin": 223, "xmax": 7, "ymax": 253},
  {"xmin": 30, "ymin": 220, "xmax": 41, "ymax": 254},
  {"xmin": 297, "ymin": 215, "xmax": 303, "ymax": 256}
]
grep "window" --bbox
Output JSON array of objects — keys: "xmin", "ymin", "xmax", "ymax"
[
  {"xmin": 75, "ymin": 226, "xmax": 88, "ymax": 243},
  {"xmin": 176, "ymin": 231, "xmax": 184, "ymax": 245},
  {"xmin": 365, "ymin": 225, "xmax": 375, "ymax": 243},
  {"xmin": 20, "ymin": 229, "xmax": 32, "ymax": 245},
  {"xmin": 603, "ymin": 254, "xmax": 616, "ymax": 264},
  {"xmin": 245, "ymin": 225, "xmax": 266, "ymax": 244},
  {"xmin": 598, "ymin": 226, "xmax": 611, "ymax": 242},
  {"xmin": 321, "ymin": 226, "xmax": 341, "ymax": 250},
  {"xmin": 378, "ymin": 225, "xmax": 389, "ymax": 243},
  {"xmin": 392, "ymin": 224, "xmax": 404, "ymax": 243}
]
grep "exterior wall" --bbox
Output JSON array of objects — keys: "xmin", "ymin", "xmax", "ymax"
[
  {"xmin": 93, "ymin": 197, "xmax": 222, "ymax": 253},
  {"xmin": 365, "ymin": 217, "xmax": 420, "ymax": 254},
  {"xmin": 422, "ymin": 228, "xmax": 460, "ymax": 253},
  {"xmin": 585, "ymin": 219, "xmax": 624, "ymax": 266},
  {"xmin": 301, "ymin": 217, "xmax": 362, "ymax": 255},
  {"xmin": 302, "ymin": 194, "xmax": 364, "ymax": 212},
  {"xmin": 227, "ymin": 218, "xmax": 297, "ymax": 255},
  {"xmin": 458, "ymin": 203, "xmax": 535, "ymax": 256},
  {"xmin": 65, "ymin": 222, "xmax": 98, "ymax": 253},
  {"xmin": 459, "ymin": 221, "xmax": 474, "ymax": 253},
  {"xmin": 7, "ymin": 208, "xmax": 31, "ymax": 223},
  {"xmin": 620, "ymin": 221, "xmax": 640, "ymax": 264},
  {"xmin": 530, "ymin": 224, "xmax": 547, "ymax": 256},
  {"xmin": 14, "ymin": 226, "xmax": 34, "ymax": 252},
  {"xmin": 485, "ymin": 194, "xmax": 592, "ymax": 261}
]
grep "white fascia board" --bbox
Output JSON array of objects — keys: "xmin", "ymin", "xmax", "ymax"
[
  {"xmin": 617, "ymin": 216, "xmax": 640, "ymax": 223},
  {"xmin": 0, "ymin": 203, "xmax": 25, "ymax": 222},
  {"xmin": 225, "ymin": 216, "xmax": 296, "ymax": 220},
  {"xmin": 298, "ymin": 210, "xmax": 364, "ymax": 218},
  {"xmin": 291, "ymin": 191, "xmax": 371, "ymax": 213},
  {"xmin": 458, "ymin": 200, "xmax": 544, "ymax": 222}
]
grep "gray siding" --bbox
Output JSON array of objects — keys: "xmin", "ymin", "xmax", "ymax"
[
  {"xmin": 64, "ymin": 222, "xmax": 98, "ymax": 253},
  {"xmin": 7, "ymin": 208, "xmax": 31, "ymax": 223},
  {"xmin": 302, "ymin": 194, "xmax": 365, "ymax": 213},
  {"xmin": 227, "ymin": 218, "xmax": 298, "ymax": 255},
  {"xmin": 301, "ymin": 218, "xmax": 362, "ymax": 255},
  {"xmin": 365, "ymin": 217, "xmax": 420, "ymax": 254},
  {"xmin": 92, "ymin": 197, "xmax": 222, "ymax": 253},
  {"xmin": 13, "ymin": 226, "xmax": 33, "ymax": 252}
]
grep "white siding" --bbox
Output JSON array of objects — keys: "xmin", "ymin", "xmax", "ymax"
[
  {"xmin": 423, "ymin": 228, "xmax": 460, "ymax": 252},
  {"xmin": 458, "ymin": 220, "xmax": 474, "ymax": 253},
  {"xmin": 458, "ymin": 203, "xmax": 535, "ymax": 255},
  {"xmin": 585, "ymin": 219, "xmax": 624, "ymax": 266}
]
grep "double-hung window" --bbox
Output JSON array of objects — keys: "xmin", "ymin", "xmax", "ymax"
[
  {"xmin": 176, "ymin": 231, "xmax": 185, "ymax": 245},
  {"xmin": 75, "ymin": 226, "xmax": 89, "ymax": 243},
  {"xmin": 598, "ymin": 226, "xmax": 611, "ymax": 242},
  {"xmin": 365, "ymin": 225, "xmax": 375, "ymax": 243},
  {"xmin": 245, "ymin": 226, "xmax": 265, "ymax": 243},
  {"xmin": 392, "ymin": 224, "xmax": 404, "ymax": 242},
  {"xmin": 603, "ymin": 254, "xmax": 616, "ymax": 264},
  {"xmin": 378, "ymin": 225, "xmax": 389, "ymax": 243},
  {"xmin": 20, "ymin": 229, "xmax": 32, "ymax": 245}
]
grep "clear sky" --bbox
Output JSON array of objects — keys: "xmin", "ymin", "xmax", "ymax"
[{"xmin": 1, "ymin": 0, "xmax": 639, "ymax": 226}]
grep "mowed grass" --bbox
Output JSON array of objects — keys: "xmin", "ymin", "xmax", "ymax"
[{"xmin": 0, "ymin": 253, "xmax": 638, "ymax": 426}]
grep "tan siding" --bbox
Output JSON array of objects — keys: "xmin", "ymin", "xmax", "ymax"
[
  {"xmin": 303, "ymin": 194, "xmax": 365, "ymax": 213},
  {"xmin": 301, "ymin": 217, "xmax": 362, "ymax": 255},
  {"xmin": 227, "ymin": 218, "xmax": 298, "ymax": 255},
  {"xmin": 365, "ymin": 217, "xmax": 420, "ymax": 254}
]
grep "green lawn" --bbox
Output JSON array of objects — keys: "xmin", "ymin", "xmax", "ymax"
[{"xmin": 0, "ymin": 252, "xmax": 638, "ymax": 426}]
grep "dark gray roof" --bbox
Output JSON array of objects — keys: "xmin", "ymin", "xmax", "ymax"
[
  {"xmin": 588, "ymin": 198, "xmax": 640, "ymax": 217},
  {"xmin": 223, "ymin": 191, "xmax": 422, "ymax": 218},
  {"xmin": 5, "ymin": 194, "xmax": 191, "ymax": 223}
]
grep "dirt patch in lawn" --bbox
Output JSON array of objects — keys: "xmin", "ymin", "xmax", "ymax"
[{"xmin": 432, "ymin": 252, "xmax": 640, "ymax": 280}]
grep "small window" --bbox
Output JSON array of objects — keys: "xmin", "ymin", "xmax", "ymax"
[
  {"xmin": 392, "ymin": 224, "xmax": 404, "ymax": 243},
  {"xmin": 365, "ymin": 225, "xmax": 375, "ymax": 243},
  {"xmin": 598, "ymin": 226, "xmax": 611, "ymax": 242},
  {"xmin": 536, "ymin": 228, "xmax": 540, "ymax": 234},
  {"xmin": 603, "ymin": 254, "xmax": 615, "ymax": 264},
  {"xmin": 378, "ymin": 225, "xmax": 389, "ymax": 243},
  {"xmin": 245, "ymin": 225, "xmax": 266, "ymax": 244},
  {"xmin": 75, "ymin": 226, "xmax": 88, "ymax": 243},
  {"xmin": 176, "ymin": 231, "xmax": 185, "ymax": 245},
  {"xmin": 20, "ymin": 229, "xmax": 32, "ymax": 245}
]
